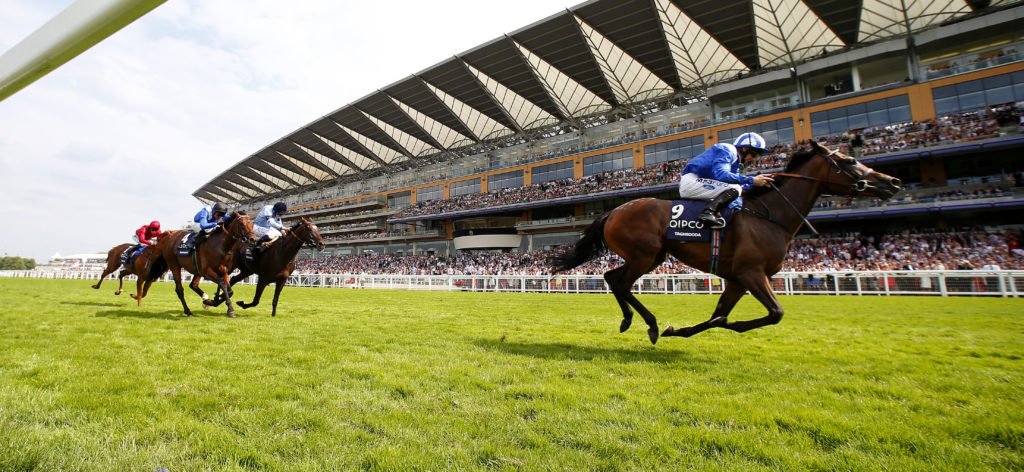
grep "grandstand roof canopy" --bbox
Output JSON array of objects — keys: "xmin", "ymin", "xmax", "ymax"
[{"xmin": 195, "ymin": 0, "xmax": 1017, "ymax": 204}]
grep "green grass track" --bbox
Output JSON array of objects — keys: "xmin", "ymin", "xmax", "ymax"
[{"xmin": 0, "ymin": 278, "xmax": 1022, "ymax": 470}]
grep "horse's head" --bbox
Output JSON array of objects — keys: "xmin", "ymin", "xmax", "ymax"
[
  {"xmin": 798, "ymin": 141, "xmax": 902, "ymax": 199},
  {"xmin": 225, "ymin": 211, "xmax": 258, "ymax": 245},
  {"xmin": 292, "ymin": 217, "xmax": 325, "ymax": 251}
]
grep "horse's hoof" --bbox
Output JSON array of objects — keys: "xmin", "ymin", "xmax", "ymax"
[
  {"xmin": 648, "ymin": 327, "xmax": 659, "ymax": 345},
  {"xmin": 184, "ymin": 311, "xmax": 193, "ymax": 317},
  {"xmin": 662, "ymin": 326, "xmax": 674, "ymax": 337},
  {"xmin": 114, "ymin": 291, "xmax": 121, "ymax": 296},
  {"xmin": 619, "ymin": 318, "xmax": 632, "ymax": 333},
  {"xmin": 237, "ymin": 301, "xmax": 249, "ymax": 309},
  {"xmin": 227, "ymin": 312, "xmax": 237, "ymax": 318},
  {"xmin": 91, "ymin": 285, "xmax": 99, "ymax": 290}
]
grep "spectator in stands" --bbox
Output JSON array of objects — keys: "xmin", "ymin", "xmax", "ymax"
[
  {"xmin": 678, "ymin": 132, "xmax": 775, "ymax": 228},
  {"xmin": 850, "ymin": 131, "xmax": 865, "ymax": 158},
  {"xmin": 187, "ymin": 202, "xmax": 228, "ymax": 246},
  {"xmin": 253, "ymin": 202, "xmax": 288, "ymax": 247}
]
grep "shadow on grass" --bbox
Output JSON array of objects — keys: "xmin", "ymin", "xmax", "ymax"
[
  {"xmin": 93, "ymin": 309, "xmax": 187, "ymax": 320},
  {"xmin": 61, "ymin": 301, "xmax": 125, "ymax": 308},
  {"xmin": 473, "ymin": 338, "xmax": 707, "ymax": 364}
]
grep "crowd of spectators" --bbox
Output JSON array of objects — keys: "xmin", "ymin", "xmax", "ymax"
[
  {"xmin": 295, "ymin": 229, "xmax": 1023, "ymax": 275},
  {"xmin": 817, "ymin": 104, "xmax": 1018, "ymax": 156},
  {"xmin": 814, "ymin": 183, "xmax": 1015, "ymax": 210},
  {"xmin": 394, "ymin": 160, "xmax": 687, "ymax": 218}
]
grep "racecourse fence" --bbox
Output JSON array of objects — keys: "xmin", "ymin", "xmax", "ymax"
[{"xmin": 2, "ymin": 269, "xmax": 1022, "ymax": 297}]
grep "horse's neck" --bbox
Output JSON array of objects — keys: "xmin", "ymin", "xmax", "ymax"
[
  {"xmin": 752, "ymin": 173, "xmax": 823, "ymax": 236},
  {"xmin": 273, "ymin": 233, "xmax": 304, "ymax": 258}
]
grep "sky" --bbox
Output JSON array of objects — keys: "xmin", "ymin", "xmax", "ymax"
[{"xmin": 0, "ymin": 0, "xmax": 573, "ymax": 262}]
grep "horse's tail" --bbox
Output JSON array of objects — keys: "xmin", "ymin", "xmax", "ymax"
[
  {"xmin": 147, "ymin": 255, "xmax": 168, "ymax": 280},
  {"xmin": 549, "ymin": 212, "xmax": 610, "ymax": 274}
]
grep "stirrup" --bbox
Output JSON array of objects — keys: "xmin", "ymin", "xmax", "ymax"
[{"xmin": 699, "ymin": 211, "xmax": 726, "ymax": 229}]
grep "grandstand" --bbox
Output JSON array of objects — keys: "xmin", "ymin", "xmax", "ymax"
[{"xmin": 194, "ymin": 0, "xmax": 1024, "ymax": 273}]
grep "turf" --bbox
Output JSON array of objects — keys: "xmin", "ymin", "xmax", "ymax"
[{"xmin": 0, "ymin": 278, "xmax": 1021, "ymax": 471}]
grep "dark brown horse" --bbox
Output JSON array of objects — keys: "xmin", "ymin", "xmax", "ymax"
[
  {"xmin": 210, "ymin": 217, "xmax": 325, "ymax": 316},
  {"xmin": 551, "ymin": 141, "xmax": 902, "ymax": 344},
  {"xmin": 156, "ymin": 211, "xmax": 256, "ymax": 317},
  {"xmin": 91, "ymin": 242, "xmax": 168, "ymax": 305}
]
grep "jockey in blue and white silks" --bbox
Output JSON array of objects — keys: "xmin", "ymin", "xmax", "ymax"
[
  {"xmin": 253, "ymin": 202, "xmax": 288, "ymax": 244},
  {"xmin": 185, "ymin": 202, "xmax": 228, "ymax": 245},
  {"xmin": 678, "ymin": 132, "xmax": 775, "ymax": 228}
]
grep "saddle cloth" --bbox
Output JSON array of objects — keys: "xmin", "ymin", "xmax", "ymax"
[
  {"xmin": 665, "ymin": 199, "xmax": 738, "ymax": 242},
  {"xmin": 120, "ymin": 246, "xmax": 144, "ymax": 266},
  {"xmin": 176, "ymin": 233, "xmax": 197, "ymax": 257}
]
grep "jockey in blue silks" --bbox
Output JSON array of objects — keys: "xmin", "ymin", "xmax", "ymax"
[
  {"xmin": 253, "ymin": 201, "xmax": 288, "ymax": 245},
  {"xmin": 187, "ymin": 202, "xmax": 228, "ymax": 245},
  {"xmin": 678, "ymin": 132, "xmax": 775, "ymax": 229}
]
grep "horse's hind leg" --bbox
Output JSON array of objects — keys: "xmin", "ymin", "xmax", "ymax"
[
  {"xmin": 609, "ymin": 260, "xmax": 661, "ymax": 344},
  {"xmin": 663, "ymin": 279, "xmax": 746, "ymax": 338},
  {"xmin": 603, "ymin": 267, "xmax": 634, "ymax": 332},
  {"xmin": 721, "ymin": 273, "xmax": 784, "ymax": 333},
  {"xmin": 132, "ymin": 277, "xmax": 144, "ymax": 306},
  {"xmin": 92, "ymin": 262, "xmax": 117, "ymax": 290},
  {"xmin": 170, "ymin": 267, "xmax": 192, "ymax": 316}
]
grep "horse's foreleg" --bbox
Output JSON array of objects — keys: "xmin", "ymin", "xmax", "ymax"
[
  {"xmin": 189, "ymin": 276, "xmax": 210, "ymax": 307},
  {"xmin": 270, "ymin": 279, "xmax": 286, "ymax": 317},
  {"xmin": 115, "ymin": 270, "xmax": 127, "ymax": 295},
  {"xmin": 238, "ymin": 279, "xmax": 267, "ymax": 310},
  {"xmin": 663, "ymin": 279, "xmax": 746, "ymax": 337},
  {"xmin": 216, "ymin": 277, "xmax": 237, "ymax": 318},
  {"xmin": 720, "ymin": 273, "xmax": 783, "ymax": 333},
  {"xmin": 132, "ymin": 277, "xmax": 144, "ymax": 306}
]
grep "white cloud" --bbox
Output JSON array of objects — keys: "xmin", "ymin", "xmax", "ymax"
[{"xmin": 0, "ymin": 0, "xmax": 567, "ymax": 261}]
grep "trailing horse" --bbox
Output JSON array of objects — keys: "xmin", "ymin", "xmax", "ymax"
[
  {"xmin": 91, "ymin": 242, "xmax": 168, "ymax": 306},
  {"xmin": 210, "ymin": 217, "xmax": 324, "ymax": 316},
  {"xmin": 550, "ymin": 141, "xmax": 902, "ymax": 344},
  {"xmin": 156, "ymin": 211, "xmax": 256, "ymax": 318}
]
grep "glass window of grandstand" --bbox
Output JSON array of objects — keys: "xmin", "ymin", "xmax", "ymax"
[
  {"xmin": 532, "ymin": 160, "xmax": 574, "ymax": 185},
  {"xmin": 583, "ymin": 150, "xmax": 632, "ymax": 176},
  {"xmin": 450, "ymin": 178, "xmax": 481, "ymax": 198},
  {"xmin": 387, "ymin": 192, "xmax": 410, "ymax": 210},
  {"xmin": 810, "ymin": 95, "xmax": 910, "ymax": 137},
  {"xmin": 488, "ymin": 170, "xmax": 523, "ymax": 192},
  {"xmin": 644, "ymin": 135, "xmax": 704, "ymax": 166},
  {"xmin": 719, "ymin": 118, "xmax": 795, "ymax": 147},
  {"xmin": 932, "ymin": 71, "xmax": 1024, "ymax": 115},
  {"xmin": 417, "ymin": 185, "xmax": 443, "ymax": 203}
]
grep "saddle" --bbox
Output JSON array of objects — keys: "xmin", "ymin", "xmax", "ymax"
[
  {"xmin": 120, "ymin": 245, "xmax": 142, "ymax": 266},
  {"xmin": 665, "ymin": 199, "xmax": 739, "ymax": 242}
]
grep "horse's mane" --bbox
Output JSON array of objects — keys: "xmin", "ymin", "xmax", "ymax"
[
  {"xmin": 784, "ymin": 147, "xmax": 818, "ymax": 172},
  {"xmin": 743, "ymin": 146, "xmax": 819, "ymax": 202}
]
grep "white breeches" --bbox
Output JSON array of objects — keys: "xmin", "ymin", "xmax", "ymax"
[
  {"xmin": 253, "ymin": 225, "xmax": 281, "ymax": 240},
  {"xmin": 678, "ymin": 173, "xmax": 743, "ymax": 200}
]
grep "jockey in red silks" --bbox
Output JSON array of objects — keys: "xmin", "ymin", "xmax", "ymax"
[
  {"xmin": 122, "ymin": 221, "xmax": 161, "ymax": 266},
  {"xmin": 135, "ymin": 221, "xmax": 162, "ymax": 247}
]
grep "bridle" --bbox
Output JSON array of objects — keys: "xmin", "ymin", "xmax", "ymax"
[
  {"xmin": 771, "ymin": 149, "xmax": 874, "ymax": 195},
  {"xmin": 292, "ymin": 221, "xmax": 323, "ymax": 248},
  {"xmin": 224, "ymin": 214, "xmax": 254, "ymax": 241},
  {"xmin": 747, "ymin": 148, "xmax": 867, "ymax": 236}
]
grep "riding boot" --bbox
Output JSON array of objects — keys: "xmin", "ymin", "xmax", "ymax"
[
  {"xmin": 699, "ymin": 188, "xmax": 740, "ymax": 229},
  {"xmin": 194, "ymin": 230, "xmax": 207, "ymax": 248}
]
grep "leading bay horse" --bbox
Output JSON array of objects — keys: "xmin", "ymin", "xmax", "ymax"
[
  {"xmin": 91, "ymin": 242, "xmax": 168, "ymax": 306},
  {"xmin": 550, "ymin": 141, "xmax": 902, "ymax": 344},
  {"xmin": 209, "ymin": 217, "xmax": 325, "ymax": 316},
  {"xmin": 156, "ymin": 211, "xmax": 256, "ymax": 317}
]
